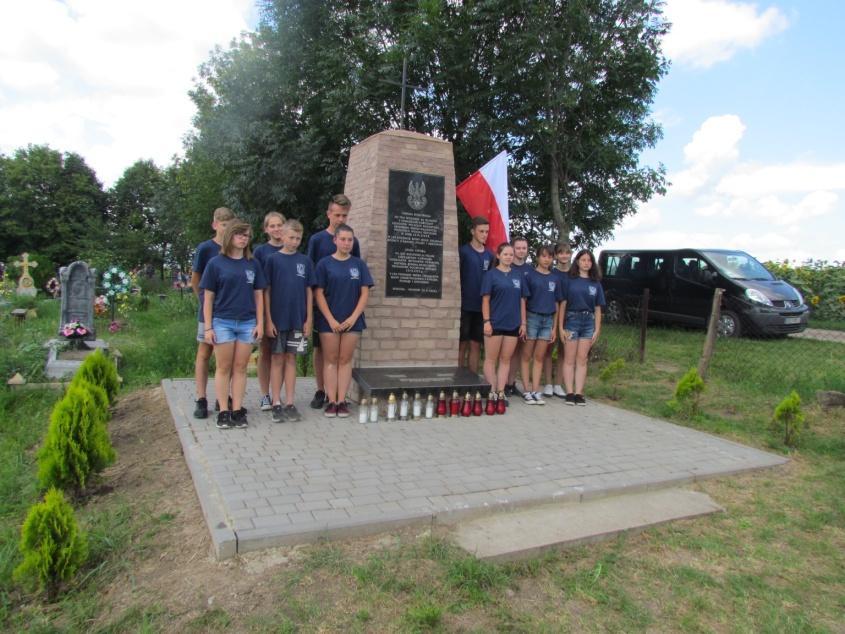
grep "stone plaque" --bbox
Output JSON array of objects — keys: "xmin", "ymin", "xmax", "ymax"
[
  {"xmin": 386, "ymin": 170, "xmax": 444, "ymax": 298},
  {"xmin": 59, "ymin": 261, "xmax": 96, "ymax": 340}
]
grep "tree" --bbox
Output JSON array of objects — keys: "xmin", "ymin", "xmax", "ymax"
[{"xmin": 0, "ymin": 145, "xmax": 107, "ymax": 267}]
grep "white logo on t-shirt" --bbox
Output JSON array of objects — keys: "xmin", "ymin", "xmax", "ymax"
[
  {"xmin": 296, "ymin": 263, "xmax": 305, "ymax": 277},
  {"xmin": 483, "ymin": 259, "xmax": 490, "ymax": 271},
  {"xmin": 589, "ymin": 285, "xmax": 597, "ymax": 296},
  {"xmin": 350, "ymin": 267, "xmax": 360, "ymax": 280},
  {"xmin": 512, "ymin": 279, "xmax": 521, "ymax": 289},
  {"xmin": 245, "ymin": 269, "xmax": 255, "ymax": 284},
  {"xmin": 548, "ymin": 281, "xmax": 556, "ymax": 292}
]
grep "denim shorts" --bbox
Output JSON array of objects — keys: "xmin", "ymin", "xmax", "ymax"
[
  {"xmin": 564, "ymin": 310, "xmax": 595, "ymax": 341},
  {"xmin": 211, "ymin": 317, "xmax": 257, "ymax": 345},
  {"xmin": 525, "ymin": 311, "xmax": 555, "ymax": 340}
]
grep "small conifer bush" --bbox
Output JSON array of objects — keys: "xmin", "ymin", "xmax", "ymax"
[
  {"xmin": 69, "ymin": 378, "xmax": 110, "ymax": 425},
  {"xmin": 599, "ymin": 358, "xmax": 626, "ymax": 400},
  {"xmin": 668, "ymin": 367, "xmax": 705, "ymax": 419},
  {"xmin": 14, "ymin": 488, "xmax": 89, "ymax": 599},
  {"xmin": 38, "ymin": 384, "xmax": 116, "ymax": 494},
  {"xmin": 73, "ymin": 349, "xmax": 119, "ymax": 404},
  {"xmin": 771, "ymin": 390, "xmax": 805, "ymax": 447}
]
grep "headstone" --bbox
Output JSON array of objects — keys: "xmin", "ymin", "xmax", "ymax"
[
  {"xmin": 59, "ymin": 261, "xmax": 97, "ymax": 340},
  {"xmin": 13, "ymin": 252, "xmax": 38, "ymax": 297},
  {"xmin": 344, "ymin": 130, "xmax": 460, "ymax": 367}
]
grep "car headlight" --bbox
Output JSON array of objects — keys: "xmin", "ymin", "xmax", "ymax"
[
  {"xmin": 745, "ymin": 288, "xmax": 773, "ymax": 306},
  {"xmin": 793, "ymin": 288, "xmax": 804, "ymax": 306}
]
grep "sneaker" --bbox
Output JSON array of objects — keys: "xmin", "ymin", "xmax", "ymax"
[
  {"xmin": 283, "ymin": 404, "xmax": 302, "ymax": 422},
  {"xmin": 565, "ymin": 393, "xmax": 576, "ymax": 406},
  {"xmin": 231, "ymin": 408, "xmax": 249, "ymax": 428},
  {"xmin": 215, "ymin": 411, "xmax": 232, "ymax": 429},
  {"xmin": 324, "ymin": 402, "xmax": 338, "ymax": 418},
  {"xmin": 193, "ymin": 397, "xmax": 208, "ymax": 419},
  {"xmin": 523, "ymin": 392, "xmax": 536, "ymax": 405},
  {"xmin": 260, "ymin": 394, "xmax": 272, "ymax": 411},
  {"xmin": 336, "ymin": 401, "xmax": 351, "ymax": 418},
  {"xmin": 574, "ymin": 394, "xmax": 587, "ymax": 406},
  {"xmin": 215, "ymin": 396, "xmax": 242, "ymax": 413},
  {"xmin": 533, "ymin": 392, "xmax": 546, "ymax": 406},
  {"xmin": 543, "ymin": 384, "xmax": 554, "ymax": 397},
  {"xmin": 310, "ymin": 390, "xmax": 327, "ymax": 409},
  {"xmin": 271, "ymin": 404, "xmax": 285, "ymax": 423},
  {"xmin": 553, "ymin": 385, "xmax": 567, "ymax": 398}
]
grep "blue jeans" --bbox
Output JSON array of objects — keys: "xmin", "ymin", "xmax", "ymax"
[
  {"xmin": 211, "ymin": 317, "xmax": 257, "ymax": 344},
  {"xmin": 564, "ymin": 310, "xmax": 595, "ymax": 340},
  {"xmin": 525, "ymin": 311, "xmax": 554, "ymax": 340}
]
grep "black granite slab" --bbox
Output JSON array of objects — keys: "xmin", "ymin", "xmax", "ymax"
[{"xmin": 352, "ymin": 366, "xmax": 490, "ymax": 398}]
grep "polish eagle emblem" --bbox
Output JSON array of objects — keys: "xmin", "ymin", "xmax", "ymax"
[{"xmin": 407, "ymin": 179, "xmax": 427, "ymax": 211}]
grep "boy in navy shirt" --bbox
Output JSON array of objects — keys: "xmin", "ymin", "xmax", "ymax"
[
  {"xmin": 458, "ymin": 216, "xmax": 493, "ymax": 374},
  {"xmin": 264, "ymin": 219, "xmax": 314, "ymax": 422},
  {"xmin": 191, "ymin": 206, "xmax": 234, "ymax": 419},
  {"xmin": 252, "ymin": 211, "xmax": 286, "ymax": 412},
  {"xmin": 306, "ymin": 194, "xmax": 360, "ymax": 410}
]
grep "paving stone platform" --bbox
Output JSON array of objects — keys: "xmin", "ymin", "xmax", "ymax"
[{"xmin": 162, "ymin": 378, "xmax": 787, "ymax": 559}]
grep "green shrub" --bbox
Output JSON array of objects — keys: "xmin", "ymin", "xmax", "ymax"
[
  {"xmin": 668, "ymin": 367, "xmax": 705, "ymax": 419},
  {"xmin": 13, "ymin": 488, "xmax": 89, "ymax": 599},
  {"xmin": 37, "ymin": 384, "xmax": 116, "ymax": 494},
  {"xmin": 68, "ymin": 378, "xmax": 111, "ymax": 425},
  {"xmin": 74, "ymin": 349, "xmax": 119, "ymax": 404},
  {"xmin": 770, "ymin": 390, "xmax": 805, "ymax": 447},
  {"xmin": 765, "ymin": 259, "xmax": 845, "ymax": 321},
  {"xmin": 599, "ymin": 358, "xmax": 626, "ymax": 400}
]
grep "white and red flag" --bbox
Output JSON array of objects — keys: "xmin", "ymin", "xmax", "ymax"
[{"xmin": 456, "ymin": 151, "xmax": 509, "ymax": 252}]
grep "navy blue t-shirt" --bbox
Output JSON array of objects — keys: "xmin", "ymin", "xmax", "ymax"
[
  {"xmin": 264, "ymin": 251, "xmax": 315, "ymax": 331},
  {"xmin": 192, "ymin": 239, "xmax": 222, "ymax": 322},
  {"xmin": 480, "ymin": 267, "xmax": 527, "ymax": 331},
  {"xmin": 512, "ymin": 262, "xmax": 532, "ymax": 280},
  {"xmin": 199, "ymin": 255, "xmax": 268, "ymax": 321},
  {"xmin": 459, "ymin": 243, "xmax": 494, "ymax": 312},
  {"xmin": 525, "ymin": 268, "xmax": 563, "ymax": 315},
  {"xmin": 314, "ymin": 256, "xmax": 374, "ymax": 333},
  {"xmin": 565, "ymin": 276, "xmax": 606, "ymax": 312},
  {"xmin": 307, "ymin": 230, "xmax": 361, "ymax": 265},
  {"xmin": 253, "ymin": 242, "xmax": 283, "ymax": 268}
]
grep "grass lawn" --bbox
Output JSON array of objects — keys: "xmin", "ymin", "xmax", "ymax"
[
  {"xmin": 1, "ymin": 296, "xmax": 843, "ymax": 632},
  {"xmin": 808, "ymin": 317, "xmax": 845, "ymax": 332}
]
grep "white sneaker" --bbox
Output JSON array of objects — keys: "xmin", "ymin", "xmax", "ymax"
[
  {"xmin": 553, "ymin": 385, "xmax": 567, "ymax": 398},
  {"xmin": 543, "ymin": 384, "xmax": 554, "ymax": 397},
  {"xmin": 533, "ymin": 392, "xmax": 546, "ymax": 406},
  {"xmin": 260, "ymin": 394, "xmax": 272, "ymax": 411},
  {"xmin": 523, "ymin": 392, "xmax": 536, "ymax": 405}
]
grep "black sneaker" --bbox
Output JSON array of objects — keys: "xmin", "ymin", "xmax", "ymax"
[
  {"xmin": 574, "ymin": 394, "xmax": 586, "ymax": 406},
  {"xmin": 283, "ymin": 404, "xmax": 302, "ymax": 422},
  {"xmin": 271, "ymin": 404, "xmax": 285, "ymax": 423},
  {"xmin": 231, "ymin": 408, "xmax": 249, "ymax": 428},
  {"xmin": 310, "ymin": 390, "xmax": 327, "ymax": 409},
  {"xmin": 193, "ymin": 397, "xmax": 208, "ymax": 419},
  {"xmin": 564, "ymin": 393, "xmax": 576, "ymax": 406},
  {"xmin": 215, "ymin": 411, "xmax": 232, "ymax": 429}
]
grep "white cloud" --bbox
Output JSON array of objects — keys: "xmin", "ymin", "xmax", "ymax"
[
  {"xmin": 716, "ymin": 163, "xmax": 845, "ymax": 196},
  {"xmin": 670, "ymin": 114, "xmax": 745, "ymax": 196},
  {"xmin": 620, "ymin": 205, "xmax": 662, "ymax": 231},
  {"xmin": 663, "ymin": 0, "xmax": 789, "ymax": 68},
  {"xmin": 0, "ymin": 0, "xmax": 253, "ymax": 185}
]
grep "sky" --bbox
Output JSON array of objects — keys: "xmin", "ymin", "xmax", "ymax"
[{"xmin": 0, "ymin": 0, "xmax": 842, "ymax": 264}]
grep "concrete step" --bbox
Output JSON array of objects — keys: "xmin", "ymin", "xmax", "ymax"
[{"xmin": 451, "ymin": 488, "xmax": 723, "ymax": 562}]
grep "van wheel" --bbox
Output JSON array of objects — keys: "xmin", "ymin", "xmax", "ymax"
[
  {"xmin": 717, "ymin": 310, "xmax": 741, "ymax": 338},
  {"xmin": 606, "ymin": 298, "xmax": 626, "ymax": 324}
]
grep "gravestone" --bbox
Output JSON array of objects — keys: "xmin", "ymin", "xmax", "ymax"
[
  {"xmin": 344, "ymin": 129, "xmax": 488, "ymax": 397},
  {"xmin": 13, "ymin": 252, "xmax": 38, "ymax": 297},
  {"xmin": 59, "ymin": 261, "xmax": 97, "ymax": 340}
]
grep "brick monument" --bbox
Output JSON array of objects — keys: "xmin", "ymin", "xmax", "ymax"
[{"xmin": 345, "ymin": 130, "xmax": 487, "ymax": 396}]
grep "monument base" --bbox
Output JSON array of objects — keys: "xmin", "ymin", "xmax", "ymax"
[
  {"xmin": 45, "ymin": 339, "xmax": 110, "ymax": 379},
  {"xmin": 351, "ymin": 366, "xmax": 491, "ymax": 401}
]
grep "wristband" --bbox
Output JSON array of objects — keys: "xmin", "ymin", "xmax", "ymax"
[
  {"xmin": 205, "ymin": 328, "xmax": 213, "ymax": 332},
  {"xmin": 483, "ymin": 319, "xmax": 491, "ymax": 323}
]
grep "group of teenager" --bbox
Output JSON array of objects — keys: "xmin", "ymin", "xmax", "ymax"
[
  {"xmin": 459, "ymin": 216, "xmax": 605, "ymax": 407},
  {"xmin": 190, "ymin": 195, "xmax": 373, "ymax": 429},
  {"xmin": 189, "ymin": 198, "xmax": 605, "ymax": 430}
]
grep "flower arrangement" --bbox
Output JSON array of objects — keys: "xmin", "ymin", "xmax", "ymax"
[
  {"xmin": 45, "ymin": 277, "xmax": 61, "ymax": 298},
  {"xmin": 108, "ymin": 321, "xmax": 121, "ymax": 333},
  {"xmin": 94, "ymin": 295, "xmax": 109, "ymax": 317},
  {"xmin": 101, "ymin": 267, "xmax": 130, "ymax": 298},
  {"xmin": 61, "ymin": 320, "xmax": 89, "ymax": 339}
]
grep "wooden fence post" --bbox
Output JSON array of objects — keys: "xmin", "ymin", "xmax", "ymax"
[
  {"xmin": 698, "ymin": 288, "xmax": 724, "ymax": 380},
  {"xmin": 639, "ymin": 288, "xmax": 650, "ymax": 363}
]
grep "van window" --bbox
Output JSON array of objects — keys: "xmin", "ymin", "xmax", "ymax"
[
  {"xmin": 604, "ymin": 255, "xmax": 620, "ymax": 277},
  {"xmin": 676, "ymin": 257, "xmax": 712, "ymax": 284},
  {"xmin": 647, "ymin": 257, "xmax": 665, "ymax": 278},
  {"xmin": 702, "ymin": 250, "xmax": 774, "ymax": 281}
]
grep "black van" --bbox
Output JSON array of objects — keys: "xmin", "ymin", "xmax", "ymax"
[{"xmin": 598, "ymin": 249, "xmax": 809, "ymax": 337}]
